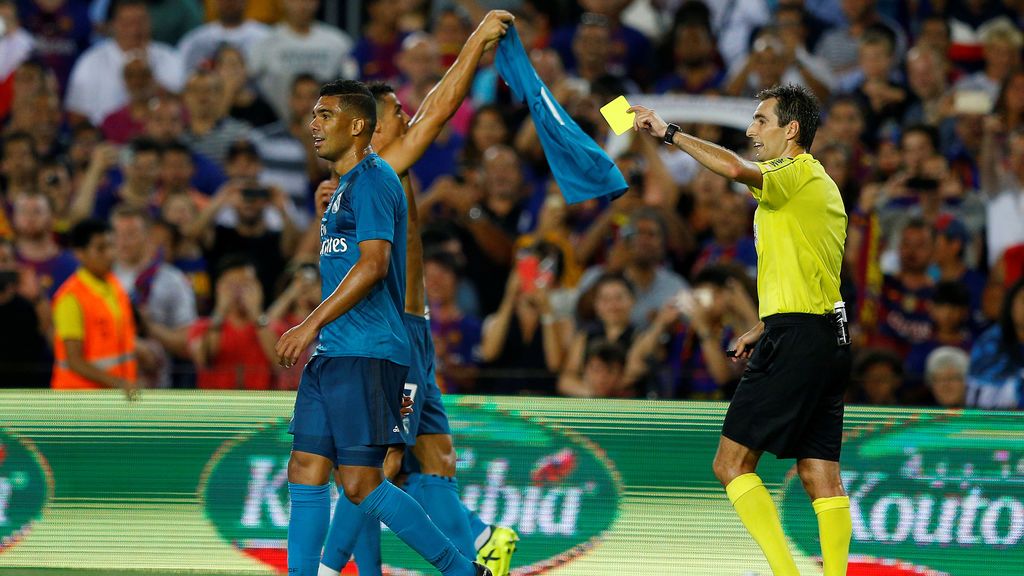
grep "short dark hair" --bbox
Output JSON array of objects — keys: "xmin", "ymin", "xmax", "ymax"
[
  {"xmin": 69, "ymin": 218, "xmax": 112, "ymax": 249},
  {"xmin": 585, "ymin": 341, "xmax": 628, "ymax": 368},
  {"xmin": 162, "ymin": 140, "xmax": 192, "ymax": 158},
  {"xmin": 367, "ymin": 82, "xmax": 396, "ymax": 102},
  {"xmin": 319, "ymin": 79, "xmax": 376, "ymax": 132},
  {"xmin": 108, "ymin": 0, "xmax": 146, "ymax": 22},
  {"xmin": 423, "ymin": 249, "xmax": 460, "ymax": 276},
  {"xmin": 854, "ymin": 348, "xmax": 904, "ymax": 380},
  {"xmin": 111, "ymin": 203, "xmax": 152, "ymax": 226},
  {"xmin": 2, "ymin": 131, "xmax": 35, "ymax": 152},
  {"xmin": 593, "ymin": 272, "xmax": 635, "ymax": 298},
  {"xmin": 756, "ymin": 84, "xmax": 821, "ymax": 150},
  {"xmin": 902, "ymin": 124, "xmax": 939, "ymax": 152},
  {"xmin": 291, "ymin": 73, "xmax": 319, "ymax": 92},
  {"xmin": 216, "ymin": 253, "xmax": 255, "ymax": 277},
  {"xmin": 129, "ymin": 137, "xmax": 162, "ymax": 156},
  {"xmin": 933, "ymin": 281, "xmax": 970, "ymax": 308}
]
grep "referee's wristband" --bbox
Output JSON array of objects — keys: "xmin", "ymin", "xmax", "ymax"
[{"xmin": 663, "ymin": 123, "xmax": 681, "ymax": 145}]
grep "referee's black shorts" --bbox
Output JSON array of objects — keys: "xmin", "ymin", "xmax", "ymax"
[{"xmin": 721, "ymin": 313, "xmax": 852, "ymax": 461}]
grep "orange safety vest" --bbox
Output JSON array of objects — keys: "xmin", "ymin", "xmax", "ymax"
[{"xmin": 51, "ymin": 272, "xmax": 137, "ymax": 390}]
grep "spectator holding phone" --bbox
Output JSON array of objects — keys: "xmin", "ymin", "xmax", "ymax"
[
  {"xmin": 0, "ymin": 238, "xmax": 51, "ymax": 387},
  {"xmin": 262, "ymin": 262, "xmax": 320, "ymax": 390},
  {"xmin": 479, "ymin": 241, "xmax": 571, "ymax": 396}
]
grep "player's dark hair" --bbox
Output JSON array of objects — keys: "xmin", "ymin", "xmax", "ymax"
[
  {"xmin": 320, "ymin": 79, "xmax": 377, "ymax": 132},
  {"xmin": 69, "ymin": 218, "xmax": 112, "ymax": 249},
  {"xmin": 757, "ymin": 84, "xmax": 821, "ymax": 150},
  {"xmin": 585, "ymin": 341, "xmax": 628, "ymax": 368},
  {"xmin": 367, "ymin": 82, "xmax": 396, "ymax": 102}
]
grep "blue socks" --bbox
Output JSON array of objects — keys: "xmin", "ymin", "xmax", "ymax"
[
  {"xmin": 359, "ymin": 480, "xmax": 475, "ymax": 576},
  {"xmin": 415, "ymin": 474, "xmax": 477, "ymax": 558},
  {"xmin": 287, "ymin": 482, "xmax": 331, "ymax": 576},
  {"xmin": 319, "ymin": 489, "xmax": 381, "ymax": 576}
]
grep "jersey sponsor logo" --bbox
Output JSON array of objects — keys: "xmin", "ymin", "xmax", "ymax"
[
  {"xmin": 781, "ymin": 412, "xmax": 1024, "ymax": 575},
  {"xmin": 0, "ymin": 428, "xmax": 53, "ymax": 555},
  {"xmin": 200, "ymin": 399, "xmax": 622, "ymax": 574},
  {"xmin": 766, "ymin": 157, "xmax": 789, "ymax": 168},
  {"xmin": 319, "ymin": 236, "xmax": 348, "ymax": 256}
]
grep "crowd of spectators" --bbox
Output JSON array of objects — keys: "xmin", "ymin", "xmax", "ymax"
[{"xmin": 0, "ymin": 0, "xmax": 1023, "ymax": 410}]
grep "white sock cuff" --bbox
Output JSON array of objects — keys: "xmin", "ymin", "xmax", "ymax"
[{"xmin": 317, "ymin": 562, "xmax": 341, "ymax": 576}]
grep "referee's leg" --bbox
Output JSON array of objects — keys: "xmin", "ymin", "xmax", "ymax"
[
  {"xmin": 798, "ymin": 458, "xmax": 851, "ymax": 576},
  {"xmin": 712, "ymin": 436, "xmax": 799, "ymax": 576}
]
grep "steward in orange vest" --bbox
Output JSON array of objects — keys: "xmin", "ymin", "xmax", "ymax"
[{"xmin": 51, "ymin": 219, "xmax": 137, "ymax": 394}]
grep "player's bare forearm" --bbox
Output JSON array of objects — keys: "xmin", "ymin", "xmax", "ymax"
[
  {"xmin": 305, "ymin": 241, "xmax": 391, "ymax": 332},
  {"xmin": 669, "ymin": 131, "xmax": 763, "ymax": 189}
]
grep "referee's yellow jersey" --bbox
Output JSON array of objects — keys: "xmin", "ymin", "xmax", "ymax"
[{"xmin": 747, "ymin": 153, "xmax": 846, "ymax": 318}]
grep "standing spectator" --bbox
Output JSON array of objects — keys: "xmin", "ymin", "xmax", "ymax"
[
  {"xmin": 564, "ymin": 13, "xmax": 638, "ymax": 92},
  {"xmin": 187, "ymin": 255, "xmax": 275, "ymax": 390},
  {"xmin": 144, "ymin": 0, "xmax": 203, "ymax": 46},
  {"xmin": 550, "ymin": 0, "xmax": 653, "ymax": 87},
  {"xmin": 0, "ymin": 238, "xmax": 50, "ymax": 387},
  {"xmin": 931, "ymin": 217, "xmax": 987, "ymax": 328},
  {"xmin": 354, "ymin": 0, "xmax": 405, "ymax": 81},
  {"xmin": 924, "ymin": 346, "xmax": 969, "ymax": 408},
  {"xmin": 967, "ymin": 278, "xmax": 1024, "ymax": 409},
  {"xmin": 51, "ymin": 219, "xmax": 138, "ymax": 396},
  {"xmin": 395, "ymin": 33, "xmax": 474, "ymax": 137},
  {"xmin": 262, "ymin": 262, "xmax": 319, "ymax": 390},
  {"xmin": 75, "ymin": 137, "xmax": 162, "ymax": 222},
  {"xmin": 846, "ymin": 27, "xmax": 908, "ymax": 140},
  {"xmin": 727, "ymin": 29, "xmax": 832, "ymax": 101},
  {"xmin": 15, "ymin": 0, "xmax": 91, "ymax": 95},
  {"xmin": 424, "ymin": 250, "xmax": 483, "ymax": 393},
  {"xmin": 994, "ymin": 70, "xmax": 1024, "ymax": 133},
  {"xmin": 111, "ymin": 206, "xmax": 196, "ymax": 388},
  {"xmin": 249, "ymin": 0, "xmax": 357, "ymax": 120},
  {"xmin": 143, "ymin": 95, "xmax": 228, "ymax": 196},
  {"xmin": 212, "ymin": 44, "xmax": 278, "ymax": 128},
  {"xmin": 690, "ymin": 190, "xmax": 756, "ymax": 279},
  {"xmin": 64, "ymin": 0, "xmax": 185, "ymax": 126},
  {"xmin": 654, "ymin": 15, "xmax": 724, "ymax": 95},
  {"xmin": 559, "ymin": 273, "xmax": 636, "ymax": 397},
  {"xmin": 0, "ymin": 0, "xmax": 36, "ymax": 119},
  {"xmin": 871, "ymin": 219, "xmax": 935, "ymax": 357},
  {"xmin": 100, "ymin": 56, "xmax": 158, "ymax": 145},
  {"xmin": 252, "ymin": 73, "xmax": 322, "ymax": 222},
  {"xmin": 158, "ymin": 141, "xmax": 208, "ymax": 208},
  {"xmin": 980, "ymin": 115, "xmax": 1024, "ymax": 268},
  {"xmin": 180, "ymin": 70, "xmax": 254, "ymax": 166},
  {"xmin": 1, "ymin": 131, "xmax": 38, "ymax": 200},
  {"xmin": 36, "ymin": 157, "xmax": 75, "ymax": 239},
  {"xmin": 459, "ymin": 105, "xmax": 510, "ymax": 167},
  {"xmin": 159, "ymin": 193, "xmax": 211, "ymax": 314},
  {"xmin": 13, "ymin": 193, "xmax": 77, "ymax": 298},
  {"xmin": 479, "ymin": 243, "xmax": 569, "ymax": 396},
  {"xmin": 902, "ymin": 46, "xmax": 952, "ymax": 128},
  {"xmin": 577, "ymin": 208, "xmax": 688, "ymax": 326},
  {"xmin": 954, "ymin": 18, "xmax": 1022, "ymax": 103},
  {"xmin": 177, "ymin": 0, "xmax": 271, "ymax": 71}
]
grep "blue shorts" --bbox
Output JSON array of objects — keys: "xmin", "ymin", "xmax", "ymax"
[
  {"xmin": 289, "ymin": 355, "xmax": 408, "ymax": 466},
  {"xmin": 401, "ymin": 314, "xmax": 451, "ymax": 446}
]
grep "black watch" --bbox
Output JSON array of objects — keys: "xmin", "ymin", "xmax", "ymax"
[{"xmin": 663, "ymin": 123, "xmax": 681, "ymax": 145}]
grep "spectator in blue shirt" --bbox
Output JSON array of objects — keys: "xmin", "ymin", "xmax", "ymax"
[{"xmin": 967, "ymin": 278, "xmax": 1024, "ymax": 409}]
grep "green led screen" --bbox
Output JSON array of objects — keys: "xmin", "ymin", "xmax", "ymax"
[{"xmin": 0, "ymin": 390, "xmax": 1021, "ymax": 575}]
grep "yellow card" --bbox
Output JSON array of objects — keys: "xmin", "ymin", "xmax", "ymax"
[{"xmin": 600, "ymin": 95, "xmax": 634, "ymax": 135}]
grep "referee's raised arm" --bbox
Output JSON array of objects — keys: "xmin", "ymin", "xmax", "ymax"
[{"xmin": 629, "ymin": 105, "xmax": 764, "ymax": 190}]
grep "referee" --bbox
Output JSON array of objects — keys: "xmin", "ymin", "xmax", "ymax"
[{"xmin": 631, "ymin": 85, "xmax": 851, "ymax": 576}]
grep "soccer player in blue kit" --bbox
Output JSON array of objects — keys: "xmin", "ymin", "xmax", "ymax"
[
  {"xmin": 274, "ymin": 79, "xmax": 491, "ymax": 576},
  {"xmin": 315, "ymin": 11, "xmax": 519, "ymax": 576}
]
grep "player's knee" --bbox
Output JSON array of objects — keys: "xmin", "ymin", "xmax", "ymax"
[
  {"xmin": 797, "ymin": 464, "xmax": 843, "ymax": 498},
  {"xmin": 712, "ymin": 457, "xmax": 740, "ymax": 487},
  {"xmin": 416, "ymin": 439, "xmax": 456, "ymax": 477},
  {"xmin": 340, "ymin": 477, "xmax": 371, "ymax": 505},
  {"xmin": 287, "ymin": 451, "xmax": 330, "ymax": 485}
]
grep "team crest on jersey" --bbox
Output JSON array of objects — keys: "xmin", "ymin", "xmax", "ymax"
[{"xmin": 330, "ymin": 190, "xmax": 344, "ymax": 214}]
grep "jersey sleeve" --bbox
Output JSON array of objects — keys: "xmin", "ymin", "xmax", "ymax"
[
  {"xmin": 353, "ymin": 169, "xmax": 405, "ymax": 244},
  {"xmin": 747, "ymin": 157, "xmax": 803, "ymax": 209},
  {"xmin": 53, "ymin": 293, "xmax": 85, "ymax": 341}
]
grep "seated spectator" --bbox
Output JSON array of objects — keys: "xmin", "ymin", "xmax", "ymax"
[
  {"xmin": 902, "ymin": 46, "xmax": 952, "ymax": 128},
  {"xmin": 51, "ymin": 219, "xmax": 138, "ymax": 396},
  {"xmin": 157, "ymin": 141, "xmax": 209, "ymax": 209},
  {"xmin": 64, "ymin": 0, "xmax": 184, "ymax": 126},
  {"xmin": 395, "ymin": 33, "xmax": 473, "ymax": 137},
  {"xmin": 1, "ymin": 131, "xmax": 38, "ymax": 200},
  {"xmin": 36, "ymin": 157, "xmax": 76, "ymax": 239},
  {"xmin": 577, "ymin": 208, "xmax": 689, "ymax": 326},
  {"xmin": 905, "ymin": 281, "xmax": 974, "ymax": 388},
  {"xmin": 76, "ymin": 137, "xmax": 162, "ymax": 222},
  {"xmin": 931, "ymin": 216, "xmax": 987, "ymax": 329},
  {"xmin": 726, "ymin": 27, "xmax": 833, "ymax": 101},
  {"xmin": 459, "ymin": 105, "xmax": 511, "ymax": 168},
  {"xmin": 187, "ymin": 255, "xmax": 275, "ymax": 390},
  {"xmin": 354, "ymin": 0, "xmax": 405, "ymax": 81},
  {"xmin": 626, "ymin": 265, "xmax": 758, "ymax": 400},
  {"xmin": 144, "ymin": 0, "xmax": 203, "ymax": 46},
  {"xmin": 100, "ymin": 55, "xmax": 156, "ymax": 145},
  {"xmin": 424, "ymin": 250, "xmax": 482, "ymax": 393},
  {"xmin": 177, "ymin": 0, "xmax": 270, "ymax": 71},
  {"xmin": 479, "ymin": 241, "xmax": 571, "ymax": 396},
  {"xmin": 111, "ymin": 206, "xmax": 196, "ymax": 388},
  {"xmin": 0, "ymin": 1, "xmax": 36, "ymax": 120},
  {"xmin": 248, "ymin": 0, "xmax": 357, "ymax": 120},
  {"xmin": 16, "ymin": 0, "xmax": 91, "ymax": 94},
  {"xmin": 143, "ymin": 94, "xmax": 228, "ymax": 195},
  {"xmin": 0, "ymin": 238, "xmax": 51, "ymax": 388},
  {"xmin": 212, "ymin": 44, "xmax": 278, "ymax": 128},
  {"xmin": 563, "ymin": 13, "xmax": 639, "ymax": 93},
  {"xmin": 980, "ymin": 117, "xmax": 1024, "ymax": 270},
  {"xmin": 848, "ymin": 348, "xmax": 904, "ymax": 405},
  {"xmin": 253, "ymin": 74, "xmax": 323, "ymax": 224},
  {"xmin": 159, "ymin": 193, "xmax": 211, "ymax": 314},
  {"xmin": 870, "ymin": 219, "xmax": 935, "ymax": 357},
  {"xmin": 845, "ymin": 27, "xmax": 907, "ymax": 140},
  {"xmin": 263, "ymin": 262, "xmax": 319, "ymax": 390},
  {"xmin": 560, "ymin": 273, "xmax": 637, "ymax": 397},
  {"xmin": 181, "ymin": 70, "xmax": 253, "ymax": 166},
  {"xmin": 814, "ymin": 0, "xmax": 905, "ymax": 78},
  {"xmin": 13, "ymin": 193, "xmax": 77, "ymax": 298},
  {"xmin": 924, "ymin": 346, "xmax": 969, "ymax": 408},
  {"xmin": 551, "ymin": 1, "xmax": 652, "ymax": 87},
  {"xmin": 558, "ymin": 341, "xmax": 629, "ymax": 398},
  {"xmin": 954, "ymin": 18, "xmax": 1022, "ymax": 104},
  {"xmin": 967, "ymin": 278, "xmax": 1024, "ymax": 409}
]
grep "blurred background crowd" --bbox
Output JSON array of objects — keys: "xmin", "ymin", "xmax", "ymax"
[{"xmin": 0, "ymin": 0, "xmax": 1022, "ymax": 410}]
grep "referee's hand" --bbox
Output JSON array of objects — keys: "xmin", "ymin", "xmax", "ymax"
[
  {"xmin": 731, "ymin": 321, "xmax": 765, "ymax": 362},
  {"xmin": 628, "ymin": 105, "xmax": 669, "ymax": 140}
]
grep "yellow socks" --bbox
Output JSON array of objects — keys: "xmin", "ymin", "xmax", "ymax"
[
  {"xmin": 726, "ymin": 473, "xmax": 800, "ymax": 576},
  {"xmin": 813, "ymin": 496, "xmax": 851, "ymax": 576}
]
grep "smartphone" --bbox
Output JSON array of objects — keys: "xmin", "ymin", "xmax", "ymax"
[
  {"xmin": 0, "ymin": 269, "xmax": 18, "ymax": 290},
  {"xmin": 242, "ymin": 187, "xmax": 270, "ymax": 201},
  {"xmin": 953, "ymin": 89, "xmax": 994, "ymax": 115},
  {"xmin": 517, "ymin": 254, "xmax": 540, "ymax": 293},
  {"xmin": 906, "ymin": 177, "xmax": 939, "ymax": 192}
]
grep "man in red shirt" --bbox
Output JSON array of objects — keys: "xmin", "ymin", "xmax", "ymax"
[{"xmin": 187, "ymin": 255, "xmax": 276, "ymax": 389}]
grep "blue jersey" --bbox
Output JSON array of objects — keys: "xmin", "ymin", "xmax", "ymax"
[{"xmin": 317, "ymin": 154, "xmax": 410, "ymax": 366}]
